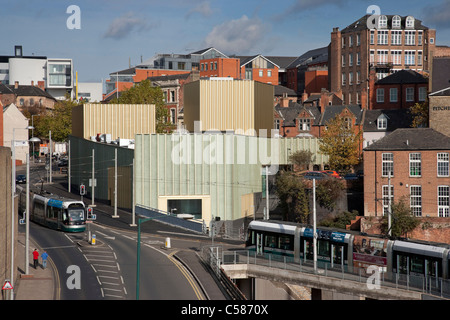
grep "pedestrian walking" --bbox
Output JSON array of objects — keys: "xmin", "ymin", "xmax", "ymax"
[
  {"xmin": 32, "ymin": 249, "xmax": 39, "ymax": 269},
  {"xmin": 41, "ymin": 250, "xmax": 48, "ymax": 269}
]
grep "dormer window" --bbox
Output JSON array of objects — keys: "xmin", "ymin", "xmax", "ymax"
[
  {"xmin": 406, "ymin": 16, "xmax": 415, "ymax": 28},
  {"xmin": 378, "ymin": 15, "xmax": 387, "ymax": 29},
  {"xmin": 392, "ymin": 15, "xmax": 401, "ymax": 28},
  {"xmin": 377, "ymin": 114, "xmax": 388, "ymax": 130}
]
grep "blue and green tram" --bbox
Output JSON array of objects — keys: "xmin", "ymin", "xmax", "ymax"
[{"xmin": 31, "ymin": 194, "xmax": 86, "ymax": 232}]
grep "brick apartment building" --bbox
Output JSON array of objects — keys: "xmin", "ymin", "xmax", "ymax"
[
  {"xmin": 364, "ymin": 128, "xmax": 450, "ymax": 218},
  {"xmin": 329, "ymin": 14, "xmax": 435, "ymax": 109},
  {"xmin": 370, "ymin": 69, "xmax": 428, "ymax": 110}
]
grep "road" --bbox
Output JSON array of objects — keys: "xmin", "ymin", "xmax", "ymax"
[{"xmin": 17, "ymin": 160, "xmax": 234, "ymax": 300}]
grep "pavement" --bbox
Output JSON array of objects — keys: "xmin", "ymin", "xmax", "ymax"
[{"xmin": 12, "ymin": 167, "xmax": 237, "ymax": 300}]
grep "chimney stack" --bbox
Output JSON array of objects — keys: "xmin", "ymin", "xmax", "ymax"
[{"xmin": 14, "ymin": 81, "xmax": 19, "ymax": 89}]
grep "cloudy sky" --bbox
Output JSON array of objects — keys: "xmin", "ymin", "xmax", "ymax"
[{"xmin": 2, "ymin": 0, "xmax": 450, "ymax": 87}]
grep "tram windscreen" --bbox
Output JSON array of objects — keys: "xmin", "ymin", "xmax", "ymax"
[{"xmin": 68, "ymin": 209, "xmax": 85, "ymax": 221}]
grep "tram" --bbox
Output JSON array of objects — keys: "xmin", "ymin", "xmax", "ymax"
[
  {"xmin": 246, "ymin": 220, "xmax": 450, "ymax": 279},
  {"xmin": 18, "ymin": 187, "xmax": 87, "ymax": 232}
]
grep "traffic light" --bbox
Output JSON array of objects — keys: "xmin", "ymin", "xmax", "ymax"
[
  {"xmin": 80, "ymin": 184, "xmax": 86, "ymax": 196},
  {"xmin": 87, "ymin": 207, "xmax": 96, "ymax": 220}
]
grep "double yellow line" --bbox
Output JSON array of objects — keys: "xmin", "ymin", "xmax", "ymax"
[{"xmin": 167, "ymin": 250, "xmax": 204, "ymax": 300}]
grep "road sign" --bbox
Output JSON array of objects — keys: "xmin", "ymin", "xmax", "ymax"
[{"xmin": 2, "ymin": 280, "xmax": 13, "ymax": 290}]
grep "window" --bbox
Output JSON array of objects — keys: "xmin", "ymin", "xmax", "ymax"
[
  {"xmin": 170, "ymin": 108, "xmax": 176, "ymax": 124},
  {"xmin": 342, "ymin": 54, "xmax": 345, "ymax": 67},
  {"xmin": 343, "ymin": 117, "xmax": 352, "ymax": 129},
  {"xmin": 342, "ymin": 73, "xmax": 346, "ymax": 86},
  {"xmin": 349, "ymin": 72, "xmax": 353, "ymax": 85},
  {"xmin": 357, "ymin": 33, "xmax": 361, "ymax": 46},
  {"xmin": 405, "ymin": 31, "xmax": 416, "ymax": 45},
  {"xmin": 418, "ymin": 87, "xmax": 426, "ymax": 101},
  {"xmin": 259, "ymin": 70, "xmax": 263, "ymax": 77},
  {"xmin": 410, "ymin": 153, "xmax": 421, "ymax": 177},
  {"xmin": 357, "ymin": 71, "xmax": 361, "ymax": 84},
  {"xmin": 349, "ymin": 53, "xmax": 353, "ymax": 66},
  {"xmin": 370, "ymin": 50, "xmax": 375, "ymax": 64},
  {"xmin": 382, "ymin": 153, "xmax": 394, "ymax": 177},
  {"xmin": 357, "ymin": 52, "xmax": 361, "ymax": 65},
  {"xmin": 382, "ymin": 185, "xmax": 394, "ymax": 216},
  {"xmin": 390, "ymin": 88, "xmax": 398, "ymax": 102},
  {"xmin": 417, "ymin": 51, "xmax": 423, "ymax": 66},
  {"xmin": 299, "ymin": 118, "xmax": 311, "ymax": 131},
  {"xmin": 405, "ymin": 51, "xmax": 415, "ymax": 65},
  {"xmin": 410, "ymin": 185, "xmax": 422, "ymax": 217},
  {"xmin": 377, "ymin": 50, "xmax": 388, "ymax": 64},
  {"xmin": 267, "ymin": 70, "xmax": 272, "ymax": 77},
  {"xmin": 349, "ymin": 35, "xmax": 353, "ymax": 47},
  {"xmin": 370, "ymin": 30, "xmax": 375, "ymax": 45},
  {"xmin": 438, "ymin": 153, "xmax": 449, "ymax": 177},
  {"xmin": 376, "ymin": 88, "xmax": 384, "ymax": 103},
  {"xmin": 406, "ymin": 16, "xmax": 415, "ymax": 28},
  {"xmin": 392, "ymin": 15, "xmax": 401, "ymax": 28},
  {"xmin": 418, "ymin": 31, "xmax": 423, "ymax": 45},
  {"xmin": 377, "ymin": 30, "xmax": 388, "ymax": 45},
  {"xmin": 377, "ymin": 115, "xmax": 387, "ymax": 130},
  {"xmin": 391, "ymin": 31, "xmax": 402, "ymax": 46},
  {"xmin": 178, "ymin": 62, "xmax": 186, "ymax": 70},
  {"xmin": 438, "ymin": 186, "xmax": 450, "ymax": 217},
  {"xmin": 274, "ymin": 119, "xmax": 280, "ymax": 130},
  {"xmin": 378, "ymin": 15, "xmax": 387, "ymax": 28},
  {"xmin": 406, "ymin": 87, "xmax": 414, "ymax": 101}
]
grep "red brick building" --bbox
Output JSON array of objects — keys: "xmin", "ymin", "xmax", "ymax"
[
  {"xmin": 329, "ymin": 15, "xmax": 436, "ymax": 109},
  {"xmin": 364, "ymin": 128, "xmax": 450, "ymax": 218},
  {"xmin": 199, "ymin": 57, "xmax": 240, "ymax": 79},
  {"xmin": 370, "ymin": 69, "xmax": 428, "ymax": 110}
]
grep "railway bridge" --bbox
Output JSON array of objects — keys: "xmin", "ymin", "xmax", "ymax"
[{"xmin": 201, "ymin": 248, "xmax": 449, "ymax": 300}]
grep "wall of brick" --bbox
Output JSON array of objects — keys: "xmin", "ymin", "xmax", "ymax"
[
  {"xmin": 360, "ymin": 216, "xmax": 450, "ymax": 243},
  {"xmin": 429, "ymin": 95, "xmax": 450, "ymax": 137},
  {"xmin": 364, "ymin": 149, "xmax": 450, "ymax": 217}
]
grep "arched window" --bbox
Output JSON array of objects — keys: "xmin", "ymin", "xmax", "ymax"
[
  {"xmin": 406, "ymin": 16, "xmax": 415, "ymax": 28},
  {"xmin": 378, "ymin": 15, "xmax": 387, "ymax": 28},
  {"xmin": 392, "ymin": 15, "xmax": 401, "ymax": 28}
]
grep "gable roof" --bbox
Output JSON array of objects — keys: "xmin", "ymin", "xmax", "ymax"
[
  {"xmin": 376, "ymin": 69, "xmax": 428, "ymax": 85},
  {"xmin": 364, "ymin": 128, "xmax": 450, "ymax": 151},
  {"xmin": 363, "ymin": 109, "xmax": 413, "ymax": 132},
  {"xmin": 318, "ymin": 105, "xmax": 364, "ymax": 126},
  {"xmin": 286, "ymin": 46, "xmax": 328, "ymax": 69},
  {"xmin": 274, "ymin": 85, "xmax": 297, "ymax": 97},
  {"xmin": 234, "ymin": 54, "xmax": 280, "ymax": 68},
  {"xmin": 275, "ymin": 101, "xmax": 320, "ymax": 127}
]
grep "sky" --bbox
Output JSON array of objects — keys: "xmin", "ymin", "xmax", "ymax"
[{"xmin": 2, "ymin": 0, "xmax": 450, "ymax": 87}]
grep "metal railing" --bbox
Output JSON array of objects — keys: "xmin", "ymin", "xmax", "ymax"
[{"xmin": 219, "ymin": 249, "xmax": 450, "ymax": 299}]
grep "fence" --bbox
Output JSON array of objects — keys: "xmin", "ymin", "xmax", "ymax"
[{"xmin": 215, "ymin": 249, "xmax": 450, "ymax": 299}]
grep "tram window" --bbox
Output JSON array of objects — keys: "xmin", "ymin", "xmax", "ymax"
[
  {"xmin": 34, "ymin": 202, "xmax": 44, "ymax": 217},
  {"xmin": 397, "ymin": 254, "xmax": 408, "ymax": 274},
  {"xmin": 410, "ymin": 256, "xmax": 424, "ymax": 274},
  {"xmin": 318, "ymin": 240, "xmax": 330, "ymax": 257},
  {"xmin": 265, "ymin": 235, "xmax": 278, "ymax": 248},
  {"xmin": 47, "ymin": 206, "xmax": 58, "ymax": 220},
  {"xmin": 279, "ymin": 235, "xmax": 294, "ymax": 250}
]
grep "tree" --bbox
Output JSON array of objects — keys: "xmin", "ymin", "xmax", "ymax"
[
  {"xmin": 110, "ymin": 79, "xmax": 174, "ymax": 133},
  {"xmin": 34, "ymin": 97, "xmax": 78, "ymax": 142},
  {"xmin": 315, "ymin": 177, "xmax": 345, "ymax": 211},
  {"xmin": 318, "ymin": 116, "xmax": 362, "ymax": 174},
  {"xmin": 275, "ymin": 171, "xmax": 310, "ymax": 223},
  {"xmin": 320, "ymin": 210, "xmax": 359, "ymax": 229},
  {"xmin": 381, "ymin": 197, "xmax": 420, "ymax": 238},
  {"xmin": 410, "ymin": 101, "xmax": 429, "ymax": 128},
  {"xmin": 289, "ymin": 150, "xmax": 314, "ymax": 171}
]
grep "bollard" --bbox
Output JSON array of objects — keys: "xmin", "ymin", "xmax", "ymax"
[
  {"xmin": 165, "ymin": 237, "xmax": 171, "ymax": 249},
  {"xmin": 91, "ymin": 234, "xmax": 96, "ymax": 245}
]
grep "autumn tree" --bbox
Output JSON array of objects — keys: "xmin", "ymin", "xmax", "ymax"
[
  {"xmin": 410, "ymin": 101, "xmax": 429, "ymax": 128},
  {"xmin": 34, "ymin": 97, "xmax": 78, "ymax": 142},
  {"xmin": 110, "ymin": 79, "xmax": 174, "ymax": 133},
  {"xmin": 318, "ymin": 116, "xmax": 362, "ymax": 174}
]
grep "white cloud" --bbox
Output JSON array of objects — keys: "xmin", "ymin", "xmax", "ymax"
[
  {"xmin": 203, "ymin": 15, "xmax": 267, "ymax": 54},
  {"xmin": 185, "ymin": 1, "xmax": 214, "ymax": 19},
  {"xmin": 103, "ymin": 12, "xmax": 154, "ymax": 40}
]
